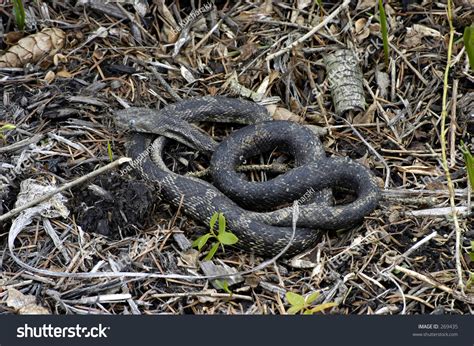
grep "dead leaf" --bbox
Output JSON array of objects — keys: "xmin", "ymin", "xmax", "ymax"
[
  {"xmin": 197, "ymin": 290, "xmax": 219, "ymax": 303},
  {"xmin": 155, "ymin": 0, "xmax": 179, "ymax": 42},
  {"xmin": 19, "ymin": 305, "xmax": 50, "ymax": 314},
  {"xmin": 4, "ymin": 31, "xmax": 24, "ymax": 45},
  {"xmin": 369, "ymin": 23, "xmax": 381, "ymax": 34},
  {"xmin": 53, "ymin": 53, "xmax": 67, "ymax": 66},
  {"xmin": 93, "ymin": 49, "xmax": 106, "ymax": 60},
  {"xmin": 404, "ymin": 24, "xmax": 442, "ymax": 48},
  {"xmin": 44, "ymin": 70, "xmax": 55, "ymax": 84},
  {"xmin": 207, "ymin": 86, "xmax": 218, "ymax": 96},
  {"xmin": 295, "ymin": 15, "xmax": 306, "ymax": 26},
  {"xmin": 290, "ymin": 257, "xmax": 317, "ymax": 269},
  {"xmin": 262, "ymin": 0, "xmax": 273, "ymax": 14},
  {"xmin": 398, "ymin": 165, "xmax": 441, "ymax": 176},
  {"xmin": 376, "ymin": 70, "xmax": 390, "ymax": 99},
  {"xmin": 132, "ymin": 0, "xmax": 148, "ymax": 17},
  {"xmin": 267, "ymin": 105, "xmax": 303, "ymax": 122},
  {"xmin": 297, "ymin": 0, "xmax": 312, "ymax": 10},
  {"xmin": 412, "ymin": 24, "xmax": 442, "ymax": 38},
  {"xmin": 353, "ymin": 102, "xmax": 376, "ymax": 124},
  {"xmin": 237, "ymin": 42, "xmax": 258, "ymax": 62},
  {"xmin": 56, "ymin": 69, "xmax": 73, "ymax": 78},
  {"xmin": 180, "ymin": 65, "xmax": 196, "ymax": 83},
  {"xmin": 256, "ymin": 75, "xmax": 271, "ymax": 95},
  {"xmin": 354, "ymin": 18, "xmax": 370, "ymax": 42},
  {"xmin": 357, "ymin": 0, "xmax": 377, "ymax": 10},
  {"xmin": 7, "ymin": 288, "xmax": 50, "ymax": 314},
  {"xmin": 385, "ymin": 4, "xmax": 396, "ymax": 16},
  {"xmin": 7, "ymin": 288, "xmax": 36, "ymax": 309}
]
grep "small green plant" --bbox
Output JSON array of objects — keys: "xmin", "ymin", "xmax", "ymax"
[
  {"xmin": 378, "ymin": 0, "xmax": 390, "ymax": 68},
  {"xmin": 285, "ymin": 291, "xmax": 338, "ymax": 315},
  {"xmin": 192, "ymin": 212, "xmax": 238, "ymax": 261},
  {"xmin": 467, "ymin": 273, "xmax": 474, "ymax": 291},
  {"xmin": 460, "ymin": 141, "xmax": 474, "ymax": 191},
  {"xmin": 215, "ymin": 280, "xmax": 232, "ymax": 295},
  {"xmin": 464, "ymin": 24, "xmax": 474, "ymax": 70},
  {"xmin": 107, "ymin": 140, "xmax": 114, "ymax": 162},
  {"xmin": 468, "ymin": 242, "xmax": 474, "ymax": 291},
  {"xmin": 0, "ymin": 123, "xmax": 16, "ymax": 141},
  {"xmin": 12, "ymin": 0, "xmax": 26, "ymax": 31}
]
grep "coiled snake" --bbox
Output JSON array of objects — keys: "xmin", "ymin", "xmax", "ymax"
[{"xmin": 114, "ymin": 96, "xmax": 380, "ymax": 256}]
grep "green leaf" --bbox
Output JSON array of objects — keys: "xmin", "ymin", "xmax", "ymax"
[
  {"xmin": 204, "ymin": 242, "xmax": 220, "ymax": 261},
  {"xmin": 217, "ymin": 231, "xmax": 239, "ymax": 246},
  {"xmin": 209, "ymin": 212, "xmax": 219, "ymax": 233},
  {"xmin": 470, "ymin": 253, "xmax": 474, "ymax": 262},
  {"xmin": 309, "ymin": 302, "xmax": 338, "ymax": 314},
  {"xmin": 467, "ymin": 273, "xmax": 474, "ymax": 291},
  {"xmin": 303, "ymin": 309, "xmax": 314, "ymax": 315},
  {"xmin": 286, "ymin": 306, "xmax": 302, "ymax": 315},
  {"xmin": 471, "ymin": 241, "xmax": 474, "ymax": 251},
  {"xmin": 192, "ymin": 233, "xmax": 212, "ymax": 251},
  {"xmin": 12, "ymin": 0, "xmax": 25, "ymax": 31},
  {"xmin": 460, "ymin": 142, "xmax": 474, "ymax": 191},
  {"xmin": 378, "ymin": 0, "xmax": 390, "ymax": 68},
  {"xmin": 286, "ymin": 292, "xmax": 305, "ymax": 307},
  {"xmin": 215, "ymin": 280, "xmax": 232, "ymax": 295},
  {"xmin": 0, "ymin": 124, "xmax": 16, "ymax": 132},
  {"xmin": 305, "ymin": 291, "xmax": 320, "ymax": 304},
  {"xmin": 464, "ymin": 25, "xmax": 474, "ymax": 70},
  {"xmin": 218, "ymin": 213, "xmax": 226, "ymax": 235}
]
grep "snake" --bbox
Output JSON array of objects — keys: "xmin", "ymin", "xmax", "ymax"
[{"xmin": 114, "ymin": 96, "xmax": 380, "ymax": 257}]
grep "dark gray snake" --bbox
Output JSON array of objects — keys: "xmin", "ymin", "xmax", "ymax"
[{"xmin": 114, "ymin": 96, "xmax": 380, "ymax": 256}]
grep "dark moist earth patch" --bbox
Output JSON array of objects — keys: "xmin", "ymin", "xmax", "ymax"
[{"xmin": 71, "ymin": 173, "xmax": 156, "ymax": 237}]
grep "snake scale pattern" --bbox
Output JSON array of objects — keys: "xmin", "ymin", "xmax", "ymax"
[{"xmin": 114, "ymin": 96, "xmax": 380, "ymax": 256}]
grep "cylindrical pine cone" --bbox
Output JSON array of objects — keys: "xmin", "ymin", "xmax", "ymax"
[{"xmin": 323, "ymin": 49, "xmax": 365, "ymax": 116}]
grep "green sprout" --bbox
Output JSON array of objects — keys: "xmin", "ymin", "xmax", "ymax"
[
  {"xmin": 467, "ymin": 273, "xmax": 474, "ymax": 291},
  {"xmin": 468, "ymin": 241, "xmax": 474, "ymax": 291},
  {"xmin": 12, "ymin": 0, "xmax": 26, "ymax": 31},
  {"xmin": 460, "ymin": 141, "xmax": 474, "ymax": 191},
  {"xmin": 378, "ymin": 0, "xmax": 390, "ymax": 68},
  {"xmin": 464, "ymin": 24, "xmax": 474, "ymax": 70},
  {"xmin": 0, "ymin": 123, "xmax": 16, "ymax": 141},
  {"xmin": 192, "ymin": 212, "xmax": 238, "ymax": 261},
  {"xmin": 107, "ymin": 140, "xmax": 114, "ymax": 162},
  {"xmin": 214, "ymin": 280, "xmax": 232, "ymax": 295},
  {"xmin": 285, "ymin": 291, "xmax": 338, "ymax": 315}
]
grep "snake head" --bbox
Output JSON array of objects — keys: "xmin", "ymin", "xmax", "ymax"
[{"xmin": 113, "ymin": 108, "xmax": 141, "ymax": 131}]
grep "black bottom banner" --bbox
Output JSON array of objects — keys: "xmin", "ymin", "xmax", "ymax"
[{"xmin": 0, "ymin": 315, "xmax": 472, "ymax": 346}]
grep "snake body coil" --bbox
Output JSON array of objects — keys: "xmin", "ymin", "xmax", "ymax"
[{"xmin": 114, "ymin": 96, "xmax": 380, "ymax": 256}]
